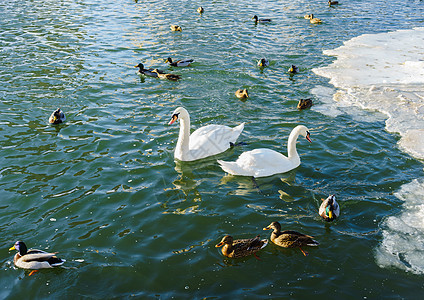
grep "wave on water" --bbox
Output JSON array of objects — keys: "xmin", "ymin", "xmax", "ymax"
[{"xmin": 313, "ymin": 28, "xmax": 424, "ymax": 274}]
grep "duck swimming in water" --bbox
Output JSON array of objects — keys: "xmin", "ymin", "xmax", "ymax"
[
  {"xmin": 309, "ymin": 14, "xmax": 322, "ymax": 24},
  {"xmin": 9, "ymin": 241, "xmax": 66, "ymax": 275},
  {"xmin": 49, "ymin": 108, "xmax": 66, "ymax": 124},
  {"xmin": 170, "ymin": 25, "xmax": 182, "ymax": 31},
  {"xmin": 152, "ymin": 69, "xmax": 181, "ymax": 81},
  {"xmin": 134, "ymin": 63, "xmax": 164, "ymax": 78},
  {"xmin": 288, "ymin": 65, "xmax": 299, "ymax": 74},
  {"xmin": 257, "ymin": 58, "xmax": 270, "ymax": 67},
  {"xmin": 165, "ymin": 57, "xmax": 194, "ymax": 67},
  {"xmin": 252, "ymin": 15, "xmax": 272, "ymax": 23},
  {"xmin": 235, "ymin": 89, "xmax": 249, "ymax": 100},
  {"xmin": 297, "ymin": 98, "xmax": 313, "ymax": 110},
  {"xmin": 197, "ymin": 6, "xmax": 204, "ymax": 14},
  {"xmin": 263, "ymin": 221, "xmax": 319, "ymax": 256},
  {"xmin": 319, "ymin": 194, "xmax": 340, "ymax": 221},
  {"xmin": 328, "ymin": 0, "xmax": 339, "ymax": 6},
  {"xmin": 215, "ymin": 235, "xmax": 268, "ymax": 258}
]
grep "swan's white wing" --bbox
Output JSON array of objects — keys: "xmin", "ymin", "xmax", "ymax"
[
  {"xmin": 188, "ymin": 123, "xmax": 244, "ymax": 159},
  {"xmin": 218, "ymin": 148, "xmax": 297, "ymax": 177}
]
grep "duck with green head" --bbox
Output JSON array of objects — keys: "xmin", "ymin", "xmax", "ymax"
[{"xmin": 9, "ymin": 241, "xmax": 65, "ymax": 275}]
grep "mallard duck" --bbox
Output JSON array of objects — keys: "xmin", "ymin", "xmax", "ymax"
[
  {"xmin": 134, "ymin": 63, "xmax": 164, "ymax": 77},
  {"xmin": 235, "ymin": 89, "xmax": 249, "ymax": 99},
  {"xmin": 152, "ymin": 69, "xmax": 181, "ymax": 81},
  {"xmin": 49, "ymin": 108, "xmax": 66, "ymax": 124},
  {"xmin": 252, "ymin": 15, "xmax": 271, "ymax": 23},
  {"xmin": 319, "ymin": 194, "xmax": 340, "ymax": 221},
  {"xmin": 9, "ymin": 241, "xmax": 65, "ymax": 275},
  {"xmin": 309, "ymin": 14, "xmax": 322, "ymax": 24},
  {"xmin": 328, "ymin": 0, "xmax": 339, "ymax": 6},
  {"xmin": 297, "ymin": 98, "xmax": 313, "ymax": 110},
  {"xmin": 288, "ymin": 65, "xmax": 299, "ymax": 74},
  {"xmin": 304, "ymin": 14, "xmax": 313, "ymax": 20},
  {"xmin": 165, "ymin": 57, "xmax": 194, "ymax": 67},
  {"xmin": 263, "ymin": 221, "xmax": 319, "ymax": 256},
  {"xmin": 257, "ymin": 58, "xmax": 269, "ymax": 67},
  {"xmin": 170, "ymin": 25, "xmax": 182, "ymax": 31},
  {"xmin": 197, "ymin": 6, "xmax": 204, "ymax": 14},
  {"xmin": 215, "ymin": 235, "xmax": 268, "ymax": 258}
]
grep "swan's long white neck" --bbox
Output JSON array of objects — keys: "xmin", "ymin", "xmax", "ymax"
[
  {"xmin": 287, "ymin": 127, "xmax": 301, "ymax": 164},
  {"xmin": 175, "ymin": 112, "xmax": 191, "ymax": 160}
]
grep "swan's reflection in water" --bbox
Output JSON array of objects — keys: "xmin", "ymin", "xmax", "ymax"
[{"xmin": 219, "ymin": 170, "xmax": 297, "ymax": 197}]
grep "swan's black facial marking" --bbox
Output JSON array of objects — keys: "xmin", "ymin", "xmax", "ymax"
[
  {"xmin": 306, "ymin": 131, "xmax": 312, "ymax": 143},
  {"xmin": 168, "ymin": 112, "xmax": 180, "ymax": 125}
]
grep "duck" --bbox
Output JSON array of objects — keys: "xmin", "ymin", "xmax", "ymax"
[
  {"xmin": 263, "ymin": 221, "xmax": 319, "ymax": 256},
  {"xmin": 304, "ymin": 14, "xmax": 313, "ymax": 20},
  {"xmin": 297, "ymin": 98, "xmax": 313, "ymax": 110},
  {"xmin": 217, "ymin": 125, "xmax": 311, "ymax": 177},
  {"xmin": 328, "ymin": 0, "xmax": 339, "ymax": 6},
  {"xmin": 152, "ymin": 69, "xmax": 181, "ymax": 81},
  {"xmin": 319, "ymin": 194, "xmax": 340, "ymax": 221},
  {"xmin": 288, "ymin": 65, "xmax": 299, "ymax": 74},
  {"xmin": 252, "ymin": 15, "xmax": 272, "ymax": 23},
  {"xmin": 197, "ymin": 6, "xmax": 204, "ymax": 14},
  {"xmin": 165, "ymin": 57, "xmax": 194, "ymax": 67},
  {"xmin": 168, "ymin": 107, "xmax": 245, "ymax": 161},
  {"xmin": 257, "ymin": 58, "xmax": 270, "ymax": 68},
  {"xmin": 134, "ymin": 63, "xmax": 164, "ymax": 78},
  {"xmin": 170, "ymin": 25, "xmax": 182, "ymax": 31},
  {"xmin": 49, "ymin": 108, "xmax": 66, "ymax": 124},
  {"xmin": 215, "ymin": 235, "xmax": 268, "ymax": 258},
  {"xmin": 9, "ymin": 241, "xmax": 65, "ymax": 275},
  {"xmin": 309, "ymin": 14, "xmax": 322, "ymax": 24},
  {"xmin": 235, "ymin": 89, "xmax": 249, "ymax": 100}
]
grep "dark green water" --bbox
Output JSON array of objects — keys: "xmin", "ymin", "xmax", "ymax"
[{"xmin": 1, "ymin": 0, "xmax": 424, "ymax": 298}]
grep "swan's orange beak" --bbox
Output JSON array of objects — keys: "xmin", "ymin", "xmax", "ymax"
[
  {"xmin": 168, "ymin": 114, "xmax": 178, "ymax": 125},
  {"xmin": 215, "ymin": 242, "xmax": 224, "ymax": 248},
  {"xmin": 306, "ymin": 131, "xmax": 312, "ymax": 143}
]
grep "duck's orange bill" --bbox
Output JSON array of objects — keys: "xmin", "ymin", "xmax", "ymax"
[
  {"xmin": 263, "ymin": 227, "xmax": 270, "ymax": 230},
  {"xmin": 215, "ymin": 242, "xmax": 224, "ymax": 248},
  {"xmin": 9, "ymin": 246, "xmax": 15, "ymax": 251}
]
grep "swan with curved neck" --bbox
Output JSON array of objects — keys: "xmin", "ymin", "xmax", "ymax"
[
  {"xmin": 217, "ymin": 125, "xmax": 311, "ymax": 177},
  {"xmin": 168, "ymin": 107, "xmax": 244, "ymax": 161}
]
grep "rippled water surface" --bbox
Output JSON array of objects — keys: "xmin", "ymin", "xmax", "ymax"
[{"xmin": 1, "ymin": 0, "xmax": 424, "ymax": 298}]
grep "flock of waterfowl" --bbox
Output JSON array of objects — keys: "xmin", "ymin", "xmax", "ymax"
[{"xmin": 9, "ymin": 1, "xmax": 342, "ymax": 273}]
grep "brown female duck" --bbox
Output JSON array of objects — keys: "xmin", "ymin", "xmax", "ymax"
[
  {"xmin": 215, "ymin": 235, "xmax": 268, "ymax": 258},
  {"xmin": 297, "ymin": 98, "xmax": 313, "ymax": 110},
  {"xmin": 235, "ymin": 89, "xmax": 249, "ymax": 100},
  {"xmin": 263, "ymin": 221, "xmax": 319, "ymax": 256}
]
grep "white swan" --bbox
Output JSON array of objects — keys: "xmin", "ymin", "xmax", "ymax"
[
  {"xmin": 217, "ymin": 125, "xmax": 311, "ymax": 177},
  {"xmin": 168, "ymin": 107, "xmax": 245, "ymax": 161}
]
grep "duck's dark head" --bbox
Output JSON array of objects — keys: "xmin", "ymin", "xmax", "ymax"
[
  {"xmin": 252, "ymin": 15, "xmax": 258, "ymax": 22},
  {"xmin": 9, "ymin": 241, "xmax": 28, "ymax": 255},
  {"xmin": 165, "ymin": 57, "xmax": 173, "ymax": 63},
  {"xmin": 134, "ymin": 63, "xmax": 144, "ymax": 70}
]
